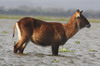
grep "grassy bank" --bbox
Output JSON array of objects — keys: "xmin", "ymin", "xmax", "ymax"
[
  {"xmin": 0, "ymin": 15, "xmax": 100, "ymax": 23},
  {"xmin": 0, "ymin": 15, "xmax": 69, "ymax": 21}
]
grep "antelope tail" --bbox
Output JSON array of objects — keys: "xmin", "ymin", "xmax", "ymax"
[{"xmin": 12, "ymin": 24, "xmax": 16, "ymax": 38}]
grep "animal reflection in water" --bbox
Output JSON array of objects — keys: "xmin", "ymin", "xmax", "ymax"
[{"xmin": 13, "ymin": 9, "xmax": 91, "ymax": 55}]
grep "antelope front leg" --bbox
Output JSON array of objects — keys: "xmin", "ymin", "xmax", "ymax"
[{"xmin": 51, "ymin": 45, "xmax": 59, "ymax": 56}]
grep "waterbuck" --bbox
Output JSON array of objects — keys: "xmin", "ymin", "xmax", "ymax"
[{"xmin": 13, "ymin": 9, "xmax": 91, "ymax": 55}]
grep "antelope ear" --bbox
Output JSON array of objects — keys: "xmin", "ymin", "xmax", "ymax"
[
  {"xmin": 80, "ymin": 10, "xmax": 83, "ymax": 13},
  {"xmin": 76, "ymin": 9, "xmax": 80, "ymax": 12}
]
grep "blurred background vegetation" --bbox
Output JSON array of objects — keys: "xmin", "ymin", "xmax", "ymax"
[
  {"xmin": 0, "ymin": 6, "xmax": 100, "ymax": 18},
  {"xmin": 0, "ymin": 6, "xmax": 100, "ymax": 22}
]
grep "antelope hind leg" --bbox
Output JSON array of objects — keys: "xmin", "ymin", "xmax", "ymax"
[
  {"xmin": 19, "ymin": 40, "xmax": 29, "ymax": 53},
  {"xmin": 14, "ymin": 38, "xmax": 28, "ymax": 53}
]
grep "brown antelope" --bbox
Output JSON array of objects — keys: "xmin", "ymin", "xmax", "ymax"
[{"xmin": 13, "ymin": 9, "xmax": 91, "ymax": 55}]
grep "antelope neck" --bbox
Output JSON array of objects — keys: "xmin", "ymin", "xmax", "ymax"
[{"xmin": 63, "ymin": 19, "xmax": 79, "ymax": 39}]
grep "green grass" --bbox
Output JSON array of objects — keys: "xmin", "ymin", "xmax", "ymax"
[
  {"xmin": 59, "ymin": 48, "xmax": 76, "ymax": 52},
  {"xmin": 1, "ymin": 31, "xmax": 8, "ymax": 34},
  {"xmin": 52, "ymin": 59, "xmax": 60, "ymax": 63},
  {"xmin": 89, "ymin": 49, "xmax": 97, "ymax": 52},
  {"xmin": 0, "ymin": 15, "xmax": 100, "ymax": 23},
  {"xmin": 0, "ymin": 15, "xmax": 23, "ymax": 19},
  {"xmin": 75, "ymin": 41, "xmax": 80, "ymax": 44},
  {"xmin": 89, "ymin": 19, "xmax": 100, "ymax": 23},
  {"xmin": 0, "ymin": 15, "xmax": 69, "ymax": 21}
]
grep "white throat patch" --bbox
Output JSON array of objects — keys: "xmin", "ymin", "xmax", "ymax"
[
  {"xmin": 77, "ymin": 22, "xmax": 80, "ymax": 31},
  {"xmin": 76, "ymin": 14, "xmax": 80, "ymax": 18}
]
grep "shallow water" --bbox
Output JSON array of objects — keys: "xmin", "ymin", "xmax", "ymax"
[{"xmin": 0, "ymin": 19, "xmax": 100, "ymax": 66}]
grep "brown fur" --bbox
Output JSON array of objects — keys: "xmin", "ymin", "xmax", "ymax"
[{"xmin": 13, "ymin": 9, "xmax": 91, "ymax": 55}]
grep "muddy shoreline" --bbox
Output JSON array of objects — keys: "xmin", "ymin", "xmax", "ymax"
[{"xmin": 0, "ymin": 19, "xmax": 100, "ymax": 66}]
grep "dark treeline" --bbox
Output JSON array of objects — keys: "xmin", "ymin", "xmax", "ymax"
[{"xmin": 0, "ymin": 6, "xmax": 100, "ymax": 18}]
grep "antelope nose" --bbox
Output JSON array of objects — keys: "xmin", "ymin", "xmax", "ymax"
[{"xmin": 86, "ymin": 24, "xmax": 91, "ymax": 28}]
